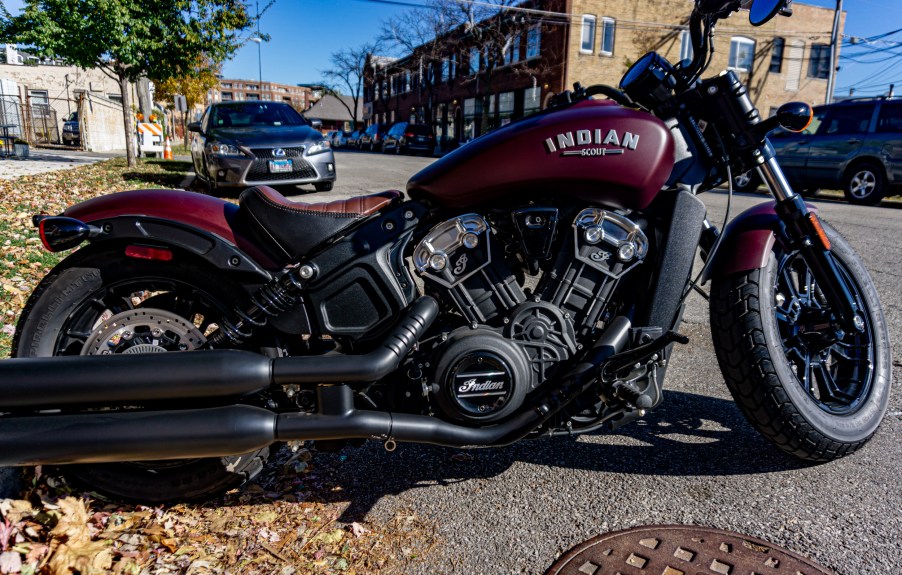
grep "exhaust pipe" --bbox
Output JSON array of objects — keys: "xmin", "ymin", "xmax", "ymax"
[
  {"xmin": 0, "ymin": 296, "xmax": 438, "ymax": 409},
  {"xmin": 0, "ymin": 315, "xmax": 629, "ymax": 466}
]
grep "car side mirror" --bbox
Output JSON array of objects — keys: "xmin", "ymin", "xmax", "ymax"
[
  {"xmin": 187, "ymin": 122, "xmax": 202, "ymax": 133},
  {"xmin": 310, "ymin": 119, "xmax": 323, "ymax": 130}
]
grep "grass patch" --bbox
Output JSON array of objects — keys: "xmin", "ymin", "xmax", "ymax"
[{"xmin": 0, "ymin": 157, "xmax": 196, "ymax": 356}]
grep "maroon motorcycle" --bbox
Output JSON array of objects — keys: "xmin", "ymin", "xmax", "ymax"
[{"xmin": 1, "ymin": 0, "xmax": 891, "ymax": 502}]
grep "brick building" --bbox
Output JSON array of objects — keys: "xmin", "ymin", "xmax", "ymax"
[
  {"xmin": 364, "ymin": 0, "xmax": 841, "ymax": 148},
  {"xmin": 212, "ymin": 78, "xmax": 316, "ymax": 111}
]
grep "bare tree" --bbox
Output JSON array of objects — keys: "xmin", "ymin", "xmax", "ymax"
[
  {"xmin": 321, "ymin": 42, "xmax": 380, "ymax": 129},
  {"xmin": 379, "ymin": 0, "xmax": 563, "ymax": 136}
]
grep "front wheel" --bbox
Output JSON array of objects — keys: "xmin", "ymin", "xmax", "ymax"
[
  {"xmin": 710, "ymin": 222, "xmax": 891, "ymax": 462},
  {"xmin": 12, "ymin": 246, "xmax": 270, "ymax": 502}
]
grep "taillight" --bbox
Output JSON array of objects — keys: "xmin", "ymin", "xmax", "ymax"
[
  {"xmin": 36, "ymin": 216, "xmax": 91, "ymax": 252},
  {"xmin": 125, "ymin": 245, "xmax": 174, "ymax": 261},
  {"xmin": 404, "ymin": 132, "xmax": 415, "ymax": 138}
]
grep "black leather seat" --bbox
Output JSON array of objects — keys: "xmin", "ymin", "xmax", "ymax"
[{"xmin": 239, "ymin": 185, "xmax": 402, "ymax": 262}]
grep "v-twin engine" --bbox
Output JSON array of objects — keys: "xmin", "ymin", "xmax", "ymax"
[{"xmin": 413, "ymin": 208, "xmax": 648, "ymax": 423}]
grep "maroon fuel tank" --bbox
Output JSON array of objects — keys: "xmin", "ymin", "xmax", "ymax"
[{"xmin": 408, "ymin": 99, "xmax": 674, "ymax": 211}]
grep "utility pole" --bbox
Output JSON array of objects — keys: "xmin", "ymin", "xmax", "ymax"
[{"xmin": 825, "ymin": 0, "xmax": 843, "ymax": 104}]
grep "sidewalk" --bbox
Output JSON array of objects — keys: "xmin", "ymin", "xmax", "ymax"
[{"xmin": 0, "ymin": 149, "xmax": 120, "ymax": 180}]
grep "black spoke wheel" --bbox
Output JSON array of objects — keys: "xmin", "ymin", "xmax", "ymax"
[
  {"xmin": 710, "ymin": 221, "xmax": 890, "ymax": 462},
  {"xmin": 12, "ymin": 246, "xmax": 270, "ymax": 502}
]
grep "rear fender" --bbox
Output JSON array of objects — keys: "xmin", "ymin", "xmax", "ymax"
[
  {"xmin": 63, "ymin": 189, "xmax": 276, "ymax": 280},
  {"xmin": 702, "ymin": 201, "xmax": 817, "ymax": 283}
]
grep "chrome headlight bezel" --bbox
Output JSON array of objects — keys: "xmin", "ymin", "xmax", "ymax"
[
  {"xmin": 305, "ymin": 139, "xmax": 331, "ymax": 156},
  {"xmin": 205, "ymin": 142, "xmax": 244, "ymax": 157}
]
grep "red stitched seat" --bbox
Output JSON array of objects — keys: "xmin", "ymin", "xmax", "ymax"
[{"xmin": 239, "ymin": 186, "xmax": 403, "ymax": 262}]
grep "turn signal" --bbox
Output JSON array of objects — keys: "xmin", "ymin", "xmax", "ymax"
[
  {"xmin": 776, "ymin": 102, "xmax": 813, "ymax": 133},
  {"xmin": 36, "ymin": 216, "xmax": 91, "ymax": 252}
]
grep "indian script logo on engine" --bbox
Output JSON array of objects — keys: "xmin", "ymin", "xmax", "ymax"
[
  {"xmin": 544, "ymin": 129, "xmax": 639, "ymax": 157},
  {"xmin": 458, "ymin": 379, "xmax": 505, "ymax": 393}
]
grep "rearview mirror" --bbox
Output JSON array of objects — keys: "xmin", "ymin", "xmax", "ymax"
[
  {"xmin": 187, "ymin": 122, "xmax": 202, "ymax": 133},
  {"xmin": 749, "ymin": 0, "xmax": 786, "ymax": 26}
]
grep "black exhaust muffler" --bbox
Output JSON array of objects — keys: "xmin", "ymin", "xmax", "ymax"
[
  {"xmin": 0, "ymin": 296, "xmax": 438, "ymax": 409},
  {"xmin": 0, "ymin": 313, "xmax": 629, "ymax": 466}
]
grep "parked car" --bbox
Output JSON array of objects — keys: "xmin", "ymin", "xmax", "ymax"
[
  {"xmin": 331, "ymin": 130, "xmax": 352, "ymax": 149},
  {"xmin": 188, "ymin": 101, "xmax": 335, "ymax": 194},
  {"xmin": 733, "ymin": 97, "xmax": 902, "ymax": 205},
  {"xmin": 61, "ymin": 112, "xmax": 80, "ymax": 146},
  {"xmin": 324, "ymin": 130, "xmax": 340, "ymax": 146},
  {"xmin": 347, "ymin": 130, "xmax": 363, "ymax": 148},
  {"xmin": 358, "ymin": 123, "xmax": 389, "ymax": 151},
  {"xmin": 381, "ymin": 122, "xmax": 435, "ymax": 156}
]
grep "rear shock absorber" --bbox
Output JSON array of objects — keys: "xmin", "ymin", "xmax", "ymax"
[{"xmin": 207, "ymin": 263, "xmax": 316, "ymax": 347}]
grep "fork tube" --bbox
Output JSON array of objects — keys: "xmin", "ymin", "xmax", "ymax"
[{"xmin": 757, "ymin": 144, "xmax": 862, "ymax": 333}]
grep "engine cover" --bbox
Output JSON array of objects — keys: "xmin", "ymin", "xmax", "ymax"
[{"xmin": 432, "ymin": 328, "xmax": 530, "ymax": 423}]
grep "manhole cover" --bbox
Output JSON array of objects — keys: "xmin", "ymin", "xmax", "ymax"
[{"xmin": 546, "ymin": 525, "xmax": 835, "ymax": 575}]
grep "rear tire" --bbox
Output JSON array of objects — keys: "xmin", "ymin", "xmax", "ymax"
[
  {"xmin": 843, "ymin": 162, "xmax": 886, "ymax": 206},
  {"xmin": 709, "ymin": 222, "xmax": 890, "ymax": 462},
  {"xmin": 12, "ymin": 247, "xmax": 270, "ymax": 502}
]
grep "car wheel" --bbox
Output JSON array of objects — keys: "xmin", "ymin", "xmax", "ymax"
[
  {"xmin": 369, "ymin": 142, "xmax": 375, "ymax": 152},
  {"xmin": 396, "ymin": 143, "xmax": 402, "ymax": 155},
  {"xmin": 732, "ymin": 170, "xmax": 761, "ymax": 193},
  {"xmin": 843, "ymin": 162, "xmax": 886, "ymax": 206},
  {"xmin": 314, "ymin": 181, "xmax": 333, "ymax": 192}
]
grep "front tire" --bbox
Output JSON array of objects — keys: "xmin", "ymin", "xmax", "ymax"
[
  {"xmin": 710, "ymin": 222, "xmax": 891, "ymax": 462},
  {"xmin": 12, "ymin": 246, "xmax": 270, "ymax": 502}
]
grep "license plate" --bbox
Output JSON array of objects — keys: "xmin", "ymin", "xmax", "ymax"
[{"xmin": 268, "ymin": 159, "xmax": 292, "ymax": 173}]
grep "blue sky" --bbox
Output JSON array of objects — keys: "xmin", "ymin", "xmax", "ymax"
[
  {"xmin": 3, "ymin": 0, "xmax": 901, "ymax": 97},
  {"xmin": 222, "ymin": 0, "xmax": 902, "ymax": 98}
]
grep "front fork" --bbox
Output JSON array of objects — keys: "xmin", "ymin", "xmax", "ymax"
[{"xmin": 753, "ymin": 144, "xmax": 865, "ymax": 335}]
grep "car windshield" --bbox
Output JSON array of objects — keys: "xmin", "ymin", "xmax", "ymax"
[
  {"xmin": 408, "ymin": 125, "xmax": 432, "ymax": 136},
  {"xmin": 210, "ymin": 103, "xmax": 308, "ymax": 129}
]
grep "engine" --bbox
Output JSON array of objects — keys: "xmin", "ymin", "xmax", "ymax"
[{"xmin": 413, "ymin": 208, "xmax": 648, "ymax": 423}]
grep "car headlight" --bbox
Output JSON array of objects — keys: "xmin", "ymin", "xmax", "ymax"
[
  {"xmin": 305, "ymin": 140, "xmax": 331, "ymax": 156},
  {"xmin": 205, "ymin": 142, "xmax": 244, "ymax": 156}
]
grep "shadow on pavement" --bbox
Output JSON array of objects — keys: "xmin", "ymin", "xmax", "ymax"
[{"xmin": 276, "ymin": 390, "xmax": 805, "ymax": 523}]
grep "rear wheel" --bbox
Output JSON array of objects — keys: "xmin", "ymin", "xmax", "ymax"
[
  {"xmin": 843, "ymin": 162, "xmax": 886, "ymax": 206},
  {"xmin": 710, "ymin": 222, "xmax": 890, "ymax": 461},
  {"xmin": 12, "ymin": 246, "xmax": 270, "ymax": 502}
]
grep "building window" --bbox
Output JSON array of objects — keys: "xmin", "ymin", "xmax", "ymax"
[
  {"xmin": 526, "ymin": 26, "xmax": 541, "ymax": 59},
  {"xmin": 106, "ymin": 93, "xmax": 123, "ymax": 103},
  {"xmin": 441, "ymin": 58, "xmax": 449, "ymax": 81},
  {"xmin": 246, "ymin": 84, "xmax": 258, "ymax": 91},
  {"xmin": 246, "ymin": 93, "xmax": 260, "ymax": 100},
  {"xmin": 470, "ymin": 47, "xmax": 480, "ymax": 74},
  {"xmin": 580, "ymin": 15, "xmax": 596, "ymax": 53},
  {"xmin": 221, "ymin": 91, "xmax": 234, "ymax": 101},
  {"xmin": 450, "ymin": 54, "xmax": 457, "ymax": 78},
  {"xmin": 405, "ymin": 70, "xmax": 411, "ymax": 92},
  {"xmin": 808, "ymin": 44, "xmax": 830, "ymax": 79},
  {"xmin": 524, "ymin": 87, "xmax": 541, "ymax": 114},
  {"xmin": 504, "ymin": 35, "xmax": 520, "ymax": 65},
  {"xmin": 221, "ymin": 82, "xmax": 232, "ymax": 88},
  {"xmin": 728, "ymin": 36, "xmax": 755, "ymax": 72},
  {"xmin": 600, "ymin": 18, "xmax": 615, "ymax": 56},
  {"xmin": 770, "ymin": 38, "xmax": 785, "ymax": 73},
  {"xmin": 680, "ymin": 30, "xmax": 693, "ymax": 62},
  {"xmin": 28, "ymin": 90, "xmax": 49, "ymax": 105}
]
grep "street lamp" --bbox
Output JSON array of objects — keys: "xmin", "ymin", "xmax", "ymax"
[{"xmin": 250, "ymin": 36, "xmax": 262, "ymax": 91}]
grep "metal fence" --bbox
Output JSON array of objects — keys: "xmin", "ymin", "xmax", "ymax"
[
  {"xmin": 0, "ymin": 95, "xmax": 23, "ymax": 140},
  {"xmin": 29, "ymin": 103, "xmax": 60, "ymax": 145}
]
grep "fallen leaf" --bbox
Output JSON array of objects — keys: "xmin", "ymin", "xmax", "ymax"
[
  {"xmin": 349, "ymin": 522, "xmax": 367, "ymax": 538},
  {"xmin": 0, "ymin": 551, "xmax": 21, "ymax": 574}
]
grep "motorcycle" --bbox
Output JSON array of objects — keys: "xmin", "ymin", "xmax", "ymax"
[{"xmin": 0, "ymin": 0, "xmax": 890, "ymax": 503}]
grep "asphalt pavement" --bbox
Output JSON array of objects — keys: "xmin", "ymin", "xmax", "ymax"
[
  {"xmin": 299, "ymin": 149, "xmax": 902, "ymax": 574},
  {"xmin": 1, "ymin": 149, "xmax": 899, "ymax": 573}
]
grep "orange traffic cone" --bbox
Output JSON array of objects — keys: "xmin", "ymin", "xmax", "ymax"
[{"xmin": 163, "ymin": 137, "xmax": 173, "ymax": 160}]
